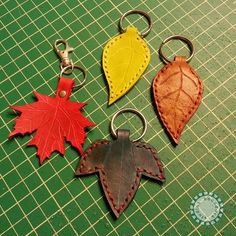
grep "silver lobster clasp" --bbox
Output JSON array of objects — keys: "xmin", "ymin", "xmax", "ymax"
[{"xmin": 54, "ymin": 39, "xmax": 74, "ymax": 71}]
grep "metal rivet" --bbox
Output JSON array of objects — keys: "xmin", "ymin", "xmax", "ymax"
[{"xmin": 59, "ymin": 90, "xmax": 67, "ymax": 97}]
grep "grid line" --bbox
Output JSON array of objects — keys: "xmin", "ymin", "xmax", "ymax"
[{"xmin": 0, "ymin": 0, "xmax": 235, "ymax": 235}]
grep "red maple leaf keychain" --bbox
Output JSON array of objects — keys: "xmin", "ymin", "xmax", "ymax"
[
  {"xmin": 9, "ymin": 76, "xmax": 95, "ymax": 164},
  {"xmin": 9, "ymin": 39, "xmax": 95, "ymax": 164}
]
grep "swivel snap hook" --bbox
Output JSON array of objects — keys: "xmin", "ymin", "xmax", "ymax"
[{"xmin": 54, "ymin": 39, "xmax": 74, "ymax": 71}]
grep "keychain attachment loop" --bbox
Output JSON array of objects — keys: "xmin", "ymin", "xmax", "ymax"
[
  {"xmin": 110, "ymin": 108, "xmax": 147, "ymax": 142},
  {"xmin": 54, "ymin": 39, "xmax": 74, "ymax": 74},
  {"xmin": 159, "ymin": 35, "xmax": 194, "ymax": 64},
  {"xmin": 60, "ymin": 65, "xmax": 86, "ymax": 91},
  {"xmin": 119, "ymin": 10, "xmax": 152, "ymax": 37}
]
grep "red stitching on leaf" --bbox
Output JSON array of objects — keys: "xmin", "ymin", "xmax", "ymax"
[
  {"xmin": 153, "ymin": 59, "xmax": 203, "ymax": 142},
  {"xmin": 82, "ymin": 140, "xmax": 109, "ymax": 162},
  {"xmin": 80, "ymin": 140, "xmax": 164, "ymax": 215},
  {"xmin": 134, "ymin": 142, "xmax": 165, "ymax": 179}
]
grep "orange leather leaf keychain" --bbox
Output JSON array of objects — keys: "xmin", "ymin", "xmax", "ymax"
[{"xmin": 153, "ymin": 36, "xmax": 203, "ymax": 144}]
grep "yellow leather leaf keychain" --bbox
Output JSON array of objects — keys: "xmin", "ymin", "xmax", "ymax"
[{"xmin": 103, "ymin": 10, "xmax": 152, "ymax": 105}]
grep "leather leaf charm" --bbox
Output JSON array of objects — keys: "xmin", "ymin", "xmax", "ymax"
[
  {"xmin": 9, "ymin": 77, "xmax": 95, "ymax": 164},
  {"xmin": 76, "ymin": 129, "xmax": 165, "ymax": 218},
  {"xmin": 103, "ymin": 26, "xmax": 150, "ymax": 105},
  {"xmin": 153, "ymin": 56, "xmax": 203, "ymax": 144}
]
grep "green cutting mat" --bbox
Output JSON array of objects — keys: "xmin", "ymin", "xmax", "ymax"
[{"xmin": 0, "ymin": 0, "xmax": 235, "ymax": 235}]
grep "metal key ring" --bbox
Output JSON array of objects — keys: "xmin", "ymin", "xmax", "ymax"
[
  {"xmin": 60, "ymin": 62, "xmax": 74, "ymax": 75},
  {"xmin": 119, "ymin": 10, "xmax": 152, "ymax": 37},
  {"xmin": 110, "ymin": 108, "xmax": 147, "ymax": 142},
  {"xmin": 159, "ymin": 35, "xmax": 194, "ymax": 63},
  {"xmin": 60, "ymin": 65, "xmax": 86, "ymax": 91}
]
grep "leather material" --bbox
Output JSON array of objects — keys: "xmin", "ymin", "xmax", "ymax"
[
  {"xmin": 9, "ymin": 77, "xmax": 95, "ymax": 164},
  {"xmin": 153, "ymin": 56, "xmax": 203, "ymax": 144},
  {"xmin": 56, "ymin": 77, "xmax": 74, "ymax": 100},
  {"xmin": 76, "ymin": 129, "xmax": 165, "ymax": 218},
  {"xmin": 103, "ymin": 26, "xmax": 150, "ymax": 105}
]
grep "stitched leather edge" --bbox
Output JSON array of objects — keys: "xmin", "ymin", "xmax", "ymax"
[
  {"xmin": 153, "ymin": 61, "xmax": 203, "ymax": 143},
  {"xmin": 79, "ymin": 140, "xmax": 165, "ymax": 217},
  {"xmin": 103, "ymin": 30, "xmax": 150, "ymax": 102}
]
